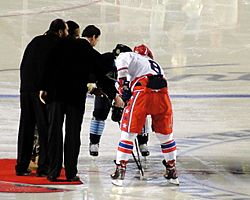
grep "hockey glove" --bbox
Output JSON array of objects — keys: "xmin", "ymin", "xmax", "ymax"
[
  {"xmin": 121, "ymin": 80, "xmax": 132, "ymax": 102},
  {"xmin": 111, "ymin": 106, "xmax": 124, "ymax": 122}
]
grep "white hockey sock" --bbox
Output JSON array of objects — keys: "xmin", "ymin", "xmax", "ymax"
[
  {"xmin": 116, "ymin": 131, "xmax": 137, "ymax": 164},
  {"xmin": 155, "ymin": 132, "xmax": 177, "ymax": 162}
]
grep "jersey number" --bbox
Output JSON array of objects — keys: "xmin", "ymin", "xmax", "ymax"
[{"xmin": 149, "ymin": 60, "xmax": 161, "ymax": 75}]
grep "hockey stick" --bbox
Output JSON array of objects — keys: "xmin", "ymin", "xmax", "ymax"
[
  {"xmin": 134, "ymin": 138, "xmax": 141, "ymax": 164},
  {"xmin": 134, "ymin": 137, "xmax": 144, "ymax": 178},
  {"xmin": 131, "ymin": 143, "xmax": 144, "ymax": 178}
]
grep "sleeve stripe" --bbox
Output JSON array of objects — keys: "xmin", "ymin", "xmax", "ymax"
[{"xmin": 117, "ymin": 67, "xmax": 128, "ymax": 72}]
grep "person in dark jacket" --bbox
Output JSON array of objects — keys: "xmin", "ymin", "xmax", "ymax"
[
  {"xmin": 39, "ymin": 24, "xmax": 103, "ymax": 182},
  {"xmin": 16, "ymin": 18, "xmax": 69, "ymax": 176}
]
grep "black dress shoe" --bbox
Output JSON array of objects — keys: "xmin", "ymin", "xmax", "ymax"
[
  {"xmin": 47, "ymin": 176, "xmax": 57, "ymax": 182},
  {"xmin": 36, "ymin": 170, "xmax": 48, "ymax": 177},
  {"xmin": 16, "ymin": 169, "xmax": 32, "ymax": 176},
  {"xmin": 66, "ymin": 176, "xmax": 80, "ymax": 182}
]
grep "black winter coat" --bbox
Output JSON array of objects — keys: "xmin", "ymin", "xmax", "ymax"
[
  {"xmin": 41, "ymin": 38, "xmax": 103, "ymax": 106},
  {"xmin": 20, "ymin": 33, "xmax": 61, "ymax": 92}
]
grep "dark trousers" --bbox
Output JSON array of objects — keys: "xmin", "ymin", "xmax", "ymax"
[
  {"xmin": 16, "ymin": 92, "xmax": 48, "ymax": 172},
  {"xmin": 47, "ymin": 101, "xmax": 85, "ymax": 179}
]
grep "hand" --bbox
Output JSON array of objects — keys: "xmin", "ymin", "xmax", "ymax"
[
  {"xmin": 39, "ymin": 91, "xmax": 47, "ymax": 104},
  {"xmin": 87, "ymin": 83, "xmax": 97, "ymax": 94},
  {"xmin": 114, "ymin": 94, "xmax": 125, "ymax": 108}
]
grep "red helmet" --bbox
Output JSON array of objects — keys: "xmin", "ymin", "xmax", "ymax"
[{"xmin": 133, "ymin": 44, "xmax": 154, "ymax": 59}]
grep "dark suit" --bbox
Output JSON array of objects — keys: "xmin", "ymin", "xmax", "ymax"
[
  {"xmin": 41, "ymin": 38, "xmax": 103, "ymax": 179},
  {"xmin": 16, "ymin": 33, "xmax": 61, "ymax": 174}
]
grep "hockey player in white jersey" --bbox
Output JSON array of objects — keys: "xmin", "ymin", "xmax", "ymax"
[
  {"xmin": 111, "ymin": 44, "xmax": 179, "ymax": 186},
  {"xmin": 88, "ymin": 44, "xmax": 150, "ymax": 157}
]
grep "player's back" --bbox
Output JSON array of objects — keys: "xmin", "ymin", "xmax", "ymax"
[{"xmin": 116, "ymin": 52, "xmax": 164, "ymax": 81}]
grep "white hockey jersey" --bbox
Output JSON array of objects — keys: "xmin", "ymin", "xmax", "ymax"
[{"xmin": 115, "ymin": 52, "xmax": 165, "ymax": 82}]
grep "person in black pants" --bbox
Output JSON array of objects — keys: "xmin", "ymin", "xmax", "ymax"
[
  {"xmin": 16, "ymin": 19, "xmax": 69, "ymax": 176},
  {"xmin": 40, "ymin": 24, "xmax": 104, "ymax": 182}
]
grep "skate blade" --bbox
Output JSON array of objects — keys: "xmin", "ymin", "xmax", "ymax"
[
  {"xmin": 111, "ymin": 179, "xmax": 124, "ymax": 187},
  {"xmin": 168, "ymin": 178, "xmax": 179, "ymax": 186}
]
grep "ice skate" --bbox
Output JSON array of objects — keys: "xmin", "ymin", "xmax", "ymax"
[
  {"xmin": 162, "ymin": 159, "xmax": 179, "ymax": 186},
  {"xmin": 111, "ymin": 160, "xmax": 127, "ymax": 186},
  {"xmin": 139, "ymin": 144, "xmax": 150, "ymax": 157},
  {"xmin": 89, "ymin": 143, "xmax": 99, "ymax": 156}
]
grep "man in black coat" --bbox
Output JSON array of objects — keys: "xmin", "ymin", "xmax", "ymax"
[
  {"xmin": 16, "ymin": 19, "xmax": 69, "ymax": 176},
  {"xmin": 40, "ymin": 25, "xmax": 104, "ymax": 182}
]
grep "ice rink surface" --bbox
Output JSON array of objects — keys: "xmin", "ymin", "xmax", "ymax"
[{"xmin": 0, "ymin": 0, "xmax": 250, "ymax": 199}]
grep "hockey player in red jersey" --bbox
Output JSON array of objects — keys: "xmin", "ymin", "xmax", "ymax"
[{"xmin": 111, "ymin": 44, "xmax": 179, "ymax": 186}]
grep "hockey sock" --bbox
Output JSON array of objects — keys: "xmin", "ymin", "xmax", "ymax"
[
  {"xmin": 116, "ymin": 131, "xmax": 137, "ymax": 163},
  {"xmin": 89, "ymin": 119, "xmax": 105, "ymax": 144},
  {"xmin": 156, "ymin": 133, "xmax": 177, "ymax": 162}
]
